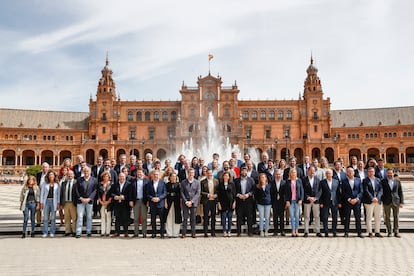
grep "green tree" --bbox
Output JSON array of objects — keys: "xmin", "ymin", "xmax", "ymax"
[{"xmin": 26, "ymin": 165, "xmax": 41, "ymax": 177}]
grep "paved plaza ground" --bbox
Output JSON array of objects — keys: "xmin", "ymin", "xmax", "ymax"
[{"xmin": 0, "ymin": 181, "xmax": 413, "ymax": 275}]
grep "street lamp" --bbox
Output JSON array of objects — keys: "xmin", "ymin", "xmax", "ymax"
[
  {"xmin": 284, "ymin": 129, "xmax": 289, "ymax": 161},
  {"xmin": 141, "ymin": 137, "xmax": 145, "ymax": 159}
]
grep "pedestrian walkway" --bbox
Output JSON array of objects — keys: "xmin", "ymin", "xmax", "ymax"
[{"xmin": 0, "ymin": 234, "xmax": 413, "ymax": 275}]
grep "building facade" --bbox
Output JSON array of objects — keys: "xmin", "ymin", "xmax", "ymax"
[{"xmin": 1, "ymin": 57, "xmax": 414, "ymax": 175}]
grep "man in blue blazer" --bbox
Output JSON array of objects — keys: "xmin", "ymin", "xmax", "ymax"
[
  {"xmin": 75, "ymin": 166, "xmax": 98, "ymax": 238},
  {"xmin": 319, "ymin": 169, "xmax": 341, "ymax": 237},
  {"xmin": 362, "ymin": 167, "xmax": 383, "ymax": 237},
  {"xmin": 146, "ymin": 170, "xmax": 167, "ymax": 238},
  {"xmin": 341, "ymin": 167, "xmax": 364, "ymax": 238},
  {"xmin": 234, "ymin": 167, "xmax": 255, "ymax": 237}
]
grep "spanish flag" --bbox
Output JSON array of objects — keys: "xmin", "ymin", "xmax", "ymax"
[{"xmin": 208, "ymin": 54, "xmax": 214, "ymax": 61}]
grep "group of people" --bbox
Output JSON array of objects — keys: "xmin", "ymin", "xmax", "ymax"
[{"xmin": 19, "ymin": 151, "xmax": 404, "ymax": 239}]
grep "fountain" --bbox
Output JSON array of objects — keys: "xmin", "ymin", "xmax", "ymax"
[{"xmin": 172, "ymin": 112, "xmax": 259, "ymax": 165}]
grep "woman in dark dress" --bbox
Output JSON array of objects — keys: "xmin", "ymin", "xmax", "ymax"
[
  {"xmin": 217, "ymin": 172, "xmax": 236, "ymax": 237},
  {"xmin": 165, "ymin": 173, "xmax": 182, "ymax": 238}
]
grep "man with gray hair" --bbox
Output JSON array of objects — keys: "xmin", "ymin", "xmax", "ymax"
[{"xmin": 319, "ymin": 169, "xmax": 341, "ymax": 237}]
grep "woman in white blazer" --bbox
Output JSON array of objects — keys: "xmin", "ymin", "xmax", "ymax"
[{"xmin": 40, "ymin": 170, "xmax": 60, "ymax": 238}]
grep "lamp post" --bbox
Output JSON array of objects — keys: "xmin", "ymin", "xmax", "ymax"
[
  {"xmin": 284, "ymin": 130, "xmax": 289, "ymax": 161},
  {"xmin": 141, "ymin": 137, "xmax": 145, "ymax": 160},
  {"xmin": 274, "ymin": 138, "xmax": 278, "ymax": 161}
]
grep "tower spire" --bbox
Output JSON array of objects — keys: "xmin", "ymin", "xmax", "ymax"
[{"xmin": 106, "ymin": 50, "xmax": 109, "ymax": 66}]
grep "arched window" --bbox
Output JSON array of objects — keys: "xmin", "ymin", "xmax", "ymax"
[
  {"xmin": 269, "ymin": 111, "xmax": 275, "ymax": 120},
  {"xmin": 145, "ymin": 111, "xmax": 151, "ymax": 121},
  {"xmin": 286, "ymin": 110, "xmax": 292, "ymax": 120},
  {"xmin": 162, "ymin": 111, "xmax": 168, "ymax": 121},
  {"xmin": 154, "ymin": 111, "xmax": 159, "ymax": 121},
  {"xmin": 128, "ymin": 111, "xmax": 133, "ymax": 121},
  {"xmin": 136, "ymin": 112, "xmax": 142, "ymax": 121},
  {"xmin": 243, "ymin": 111, "xmax": 249, "ymax": 120},
  {"xmin": 260, "ymin": 111, "xmax": 266, "ymax": 120},
  {"xmin": 171, "ymin": 111, "xmax": 177, "ymax": 121},
  {"xmin": 278, "ymin": 111, "xmax": 283, "ymax": 120}
]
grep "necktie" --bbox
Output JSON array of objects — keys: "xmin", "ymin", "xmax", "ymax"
[{"xmin": 67, "ymin": 181, "xmax": 71, "ymax": 201}]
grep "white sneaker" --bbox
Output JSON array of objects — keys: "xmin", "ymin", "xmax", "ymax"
[
  {"xmin": 42, "ymin": 234, "xmax": 47, "ymax": 238},
  {"xmin": 260, "ymin": 231, "xmax": 265, "ymax": 237},
  {"xmin": 50, "ymin": 234, "xmax": 55, "ymax": 238},
  {"xmin": 264, "ymin": 230, "xmax": 269, "ymax": 237}
]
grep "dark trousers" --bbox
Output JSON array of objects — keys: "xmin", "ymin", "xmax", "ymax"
[
  {"xmin": 203, "ymin": 200, "xmax": 216, "ymax": 234},
  {"xmin": 321, "ymin": 203, "xmax": 338, "ymax": 234},
  {"xmin": 236, "ymin": 200, "xmax": 253, "ymax": 235},
  {"xmin": 150, "ymin": 206, "xmax": 165, "ymax": 237},
  {"xmin": 344, "ymin": 202, "xmax": 362, "ymax": 234},
  {"xmin": 182, "ymin": 205, "xmax": 196, "ymax": 235},
  {"xmin": 114, "ymin": 206, "xmax": 130, "ymax": 234},
  {"xmin": 272, "ymin": 200, "xmax": 285, "ymax": 234},
  {"xmin": 93, "ymin": 193, "xmax": 100, "ymax": 217}
]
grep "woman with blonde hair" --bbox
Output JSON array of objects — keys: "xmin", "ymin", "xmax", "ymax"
[
  {"xmin": 20, "ymin": 176, "xmax": 40, "ymax": 238},
  {"xmin": 98, "ymin": 171, "xmax": 113, "ymax": 237}
]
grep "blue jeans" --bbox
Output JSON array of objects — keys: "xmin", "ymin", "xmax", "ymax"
[
  {"xmin": 289, "ymin": 200, "xmax": 300, "ymax": 231},
  {"xmin": 221, "ymin": 210, "xmax": 233, "ymax": 233},
  {"xmin": 23, "ymin": 202, "xmax": 36, "ymax": 233},
  {"xmin": 257, "ymin": 204, "xmax": 271, "ymax": 231},
  {"xmin": 76, "ymin": 203, "xmax": 93, "ymax": 235},
  {"xmin": 43, "ymin": 199, "xmax": 56, "ymax": 235}
]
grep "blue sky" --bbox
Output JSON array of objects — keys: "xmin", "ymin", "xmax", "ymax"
[{"xmin": 0, "ymin": 0, "xmax": 413, "ymax": 112}]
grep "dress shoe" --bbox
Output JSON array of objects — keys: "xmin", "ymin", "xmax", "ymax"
[
  {"xmin": 303, "ymin": 233, "xmax": 308, "ymax": 238},
  {"xmin": 191, "ymin": 234, "xmax": 196, "ymax": 238},
  {"xmin": 344, "ymin": 233, "xmax": 349, "ymax": 238},
  {"xmin": 211, "ymin": 233, "xmax": 216, "ymax": 237},
  {"xmin": 124, "ymin": 234, "xmax": 129, "ymax": 238},
  {"xmin": 248, "ymin": 233, "xmax": 253, "ymax": 237},
  {"xmin": 387, "ymin": 233, "xmax": 392, "ymax": 237},
  {"xmin": 204, "ymin": 233, "xmax": 208, "ymax": 238},
  {"xmin": 316, "ymin": 233, "xmax": 322, "ymax": 237},
  {"xmin": 358, "ymin": 233, "xmax": 364, "ymax": 238},
  {"xmin": 87, "ymin": 233, "xmax": 92, "ymax": 237},
  {"xmin": 368, "ymin": 233, "xmax": 373, "ymax": 238},
  {"xmin": 273, "ymin": 232, "xmax": 278, "ymax": 237},
  {"xmin": 31, "ymin": 233, "xmax": 35, "ymax": 238},
  {"xmin": 375, "ymin": 233, "xmax": 383, "ymax": 238},
  {"xmin": 71, "ymin": 233, "xmax": 76, "ymax": 237},
  {"xmin": 333, "ymin": 233, "xmax": 337, "ymax": 237},
  {"xmin": 281, "ymin": 232, "xmax": 286, "ymax": 237},
  {"xmin": 160, "ymin": 235, "xmax": 165, "ymax": 239},
  {"xmin": 111, "ymin": 233, "xmax": 120, "ymax": 238},
  {"xmin": 151, "ymin": 234, "xmax": 156, "ymax": 238},
  {"xmin": 133, "ymin": 234, "xmax": 138, "ymax": 238},
  {"xmin": 21, "ymin": 233, "xmax": 26, "ymax": 239},
  {"xmin": 394, "ymin": 233, "xmax": 401, "ymax": 238},
  {"xmin": 64, "ymin": 233, "xmax": 71, "ymax": 237},
  {"xmin": 181, "ymin": 234, "xmax": 186, "ymax": 239},
  {"xmin": 75, "ymin": 235, "xmax": 81, "ymax": 239},
  {"xmin": 237, "ymin": 233, "xmax": 241, "ymax": 237},
  {"xmin": 325, "ymin": 233, "xmax": 329, "ymax": 237},
  {"xmin": 143, "ymin": 234, "xmax": 147, "ymax": 238}
]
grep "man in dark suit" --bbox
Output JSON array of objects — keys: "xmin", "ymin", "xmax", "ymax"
[
  {"xmin": 102, "ymin": 159, "xmax": 118, "ymax": 185},
  {"xmin": 180, "ymin": 168, "xmax": 201, "ymax": 238},
  {"xmin": 381, "ymin": 169, "xmax": 404, "ymax": 237},
  {"xmin": 234, "ymin": 167, "xmax": 255, "ymax": 237},
  {"xmin": 75, "ymin": 166, "xmax": 98, "ymax": 238},
  {"xmin": 332, "ymin": 160, "xmax": 346, "ymax": 224},
  {"xmin": 114, "ymin": 154, "xmax": 128, "ymax": 175},
  {"xmin": 73, "ymin": 155, "xmax": 85, "ymax": 179},
  {"xmin": 257, "ymin": 152, "xmax": 269, "ymax": 174},
  {"xmin": 375, "ymin": 158, "xmax": 387, "ymax": 180},
  {"xmin": 319, "ymin": 169, "xmax": 341, "ymax": 237},
  {"xmin": 178, "ymin": 159, "xmax": 191, "ymax": 182},
  {"xmin": 354, "ymin": 160, "xmax": 367, "ymax": 179},
  {"xmin": 245, "ymin": 160, "xmax": 258, "ymax": 183},
  {"xmin": 91, "ymin": 156, "xmax": 104, "ymax": 180},
  {"xmin": 60, "ymin": 170, "xmax": 77, "ymax": 236},
  {"xmin": 283, "ymin": 157, "xmax": 304, "ymax": 181},
  {"xmin": 200, "ymin": 169, "xmax": 219, "ymax": 237},
  {"xmin": 270, "ymin": 169, "xmax": 286, "ymax": 236},
  {"xmin": 146, "ymin": 170, "xmax": 167, "ymax": 238},
  {"xmin": 341, "ymin": 167, "xmax": 364, "ymax": 238},
  {"xmin": 298, "ymin": 155, "xmax": 311, "ymax": 177},
  {"xmin": 131, "ymin": 168, "xmax": 149, "ymax": 238},
  {"xmin": 362, "ymin": 167, "xmax": 383, "ymax": 237},
  {"xmin": 111, "ymin": 172, "xmax": 133, "ymax": 237},
  {"xmin": 303, "ymin": 165, "xmax": 322, "ymax": 237}
]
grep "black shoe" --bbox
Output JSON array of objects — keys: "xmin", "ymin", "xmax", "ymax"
[
  {"xmin": 387, "ymin": 233, "xmax": 392, "ymax": 237},
  {"xmin": 325, "ymin": 233, "xmax": 329, "ymax": 237},
  {"xmin": 395, "ymin": 233, "xmax": 401, "ymax": 238},
  {"xmin": 31, "ymin": 233, "xmax": 35, "ymax": 238},
  {"xmin": 211, "ymin": 233, "xmax": 216, "ymax": 237},
  {"xmin": 64, "ymin": 233, "xmax": 70, "ymax": 237},
  {"xmin": 204, "ymin": 233, "xmax": 208, "ymax": 238},
  {"xmin": 375, "ymin": 233, "xmax": 383, "ymax": 238},
  {"xmin": 333, "ymin": 233, "xmax": 337, "ymax": 237},
  {"xmin": 21, "ymin": 233, "xmax": 26, "ymax": 239},
  {"xmin": 344, "ymin": 233, "xmax": 349, "ymax": 238},
  {"xmin": 160, "ymin": 235, "xmax": 165, "ymax": 239},
  {"xmin": 143, "ymin": 234, "xmax": 147, "ymax": 238},
  {"xmin": 316, "ymin": 233, "xmax": 322, "ymax": 237},
  {"xmin": 36, "ymin": 223, "xmax": 40, "ymax": 227},
  {"xmin": 303, "ymin": 233, "xmax": 308, "ymax": 238},
  {"xmin": 76, "ymin": 235, "xmax": 81, "ymax": 239},
  {"xmin": 281, "ymin": 232, "xmax": 286, "ymax": 237},
  {"xmin": 151, "ymin": 234, "xmax": 156, "ymax": 238},
  {"xmin": 71, "ymin": 233, "xmax": 76, "ymax": 237},
  {"xmin": 87, "ymin": 233, "xmax": 92, "ymax": 238},
  {"xmin": 191, "ymin": 234, "xmax": 196, "ymax": 238},
  {"xmin": 273, "ymin": 232, "xmax": 278, "ymax": 236}
]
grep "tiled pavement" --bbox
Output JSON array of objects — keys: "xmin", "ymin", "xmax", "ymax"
[{"xmin": 0, "ymin": 182, "xmax": 413, "ymax": 275}]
